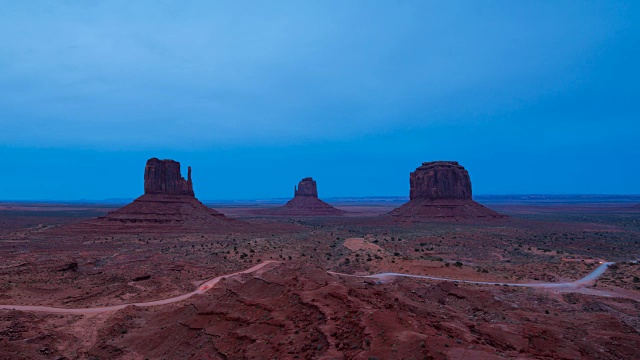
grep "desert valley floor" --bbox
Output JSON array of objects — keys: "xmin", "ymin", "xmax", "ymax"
[{"xmin": 1, "ymin": 197, "xmax": 640, "ymax": 359}]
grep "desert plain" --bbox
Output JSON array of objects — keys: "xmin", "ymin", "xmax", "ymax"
[
  {"xmin": 1, "ymin": 160, "xmax": 639, "ymax": 359},
  {"xmin": 1, "ymin": 194, "xmax": 639, "ymax": 359}
]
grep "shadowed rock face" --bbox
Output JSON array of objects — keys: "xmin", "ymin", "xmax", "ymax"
[
  {"xmin": 294, "ymin": 177, "xmax": 319, "ymax": 197},
  {"xmin": 391, "ymin": 161, "xmax": 505, "ymax": 220},
  {"xmin": 144, "ymin": 158, "xmax": 194, "ymax": 197},
  {"xmin": 410, "ymin": 161, "xmax": 471, "ymax": 200}
]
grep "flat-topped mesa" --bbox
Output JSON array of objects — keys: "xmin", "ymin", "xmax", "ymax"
[
  {"xmin": 144, "ymin": 158, "xmax": 194, "ymax": 197},
  {"xmin": 294, "ymin": 177, "xmax": 319, "ymax": 198},
  {"xmin": 410, "ymin": 161, "xmax": 471, "ymax": 200},
  {"xmin": 390, "ymin": 160, "xmax": 505, "ymax": 220}
]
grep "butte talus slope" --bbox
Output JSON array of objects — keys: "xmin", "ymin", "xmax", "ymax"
[
  {"xmin": 390, "ymin": 161, "xmax": 505, "ymax": 220},
  {"xmin": 63, "ymin": 158, "xmax": 239, "ymax": 233},
  {"xmin": 256, "ymin": 177, "xmax": 344, "ymax": 216}
]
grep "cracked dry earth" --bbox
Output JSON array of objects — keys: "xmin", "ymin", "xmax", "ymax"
[{"xmin": 4, "ymin": 263, "xmax": 639, "ymax": 360}]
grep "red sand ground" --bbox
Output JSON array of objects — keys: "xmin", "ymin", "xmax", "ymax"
[{"xmin": 1, "ymin": 199, "xmax": 639, "ymax": 359}]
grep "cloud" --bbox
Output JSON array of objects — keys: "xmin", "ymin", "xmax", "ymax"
[{"xmin": 0, "ymin": 1, "xmax": 633, "ymax": 148}]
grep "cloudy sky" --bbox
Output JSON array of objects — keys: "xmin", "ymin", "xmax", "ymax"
[{"xmin": 0, "ymin": 1, "xmax": 638, "ymax": 200}]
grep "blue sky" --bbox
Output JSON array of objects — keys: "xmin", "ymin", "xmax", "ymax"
[{"xmin": 1, "ymin": 1, "xmax": 638, "ymax": 200}]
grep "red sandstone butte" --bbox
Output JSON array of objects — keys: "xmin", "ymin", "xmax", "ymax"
[
  {"xmin": 390, "ymin": 161, "xmax": 505, "ymax": 220},
  {"xmin": 144, "ymin": 158, "xmax": 194, "ymax": 197},
  {"xmin": 256, "ymin": 177, "xmax": 344, "ymax": 216},
  {"xmin": 410, "ymin": 161, "xmax": 471, "ymax": 200},
  {"xmin": 294, "ymin": 177, "xmax": 319, "ymax": 197},
  {"xmin": 62, "ymin": 158, "xmax": 237, "ymax": 232}
]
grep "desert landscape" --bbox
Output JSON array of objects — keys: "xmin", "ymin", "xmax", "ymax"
[
  {"xmin": 1, "ymin": 2, "xmax": 638, "ymax": 359},
  {"xmin": 1, "ymin": 159, "xmax": 639, "ymax": 359}
]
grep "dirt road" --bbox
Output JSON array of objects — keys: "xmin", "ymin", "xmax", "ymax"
[
  {"xmin": 0, "ymin": 261, "xmax": 627, "ymax": 314},
  {"xmin": 329, "ymin": 262, "xmax": 625, "ymax": 297},
  {"xmin": 0, "ymin": 261, "xmax": 279, "ymax": 314}
]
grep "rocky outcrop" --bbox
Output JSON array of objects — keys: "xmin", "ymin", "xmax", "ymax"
[
  {"xmin": 144, "ymin": 158, "xmax": 194, "ymax": 197},
  {"xmin": 294, "ymin": 178, "xmax": 319, "ymax": 197},
  {"xmin": 410, "ymin": 161, "xmax": 471, "ymax": 200},
  {"xmin": 63, "ymin": 158, "xmax": 239, "ymax": 233},
  {"xmin": 254, "ymin": 177, "xmax": 344, "ymax": 216},
  {"xmin": 57, "ymin": 262, "xmax": 78, "ymax": 272},
  {"xmin": 391, "ymin": 161, "xmax": 505, "ymax": 220}
]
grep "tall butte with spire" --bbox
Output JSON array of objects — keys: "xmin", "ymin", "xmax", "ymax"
[
  {"xmin": 390, "ymin": 161, "xmax": 505, "ymax": 220},
  {"xmin": 143, "ymin": 158, "xmax": 194, "ymax": 197},
  {"xmin": 66, "ymin": 158, "xmax": 236, "ymax": 232}
]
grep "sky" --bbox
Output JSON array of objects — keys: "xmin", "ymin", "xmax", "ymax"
[{"xmin": 0, "ymin": 1, "xmax": 638, "ymax": 200}]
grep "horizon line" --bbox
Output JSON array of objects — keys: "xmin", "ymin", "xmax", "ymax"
[{"xmin": 1, "ymin": 194, "xmax": 639, "ymax": 205}]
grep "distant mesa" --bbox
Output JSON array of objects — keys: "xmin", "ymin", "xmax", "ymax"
[
  {"xmin": 64, "ymin": 158, "xmax": 238, "ymax": 232},
  {"xmin": 283, "ymin": 177, "xmax": 344, "ymax": 215},
  {"xmin": 390, "ymin": 161, "xmax": 505, "ymax": 220},
  {"xmin": 254, "ymin": 177, "xmax": 344, "ymax": 216},
  {"xmin": 409, "ymin": 161, "xmax": 471, "ymax": 200}
]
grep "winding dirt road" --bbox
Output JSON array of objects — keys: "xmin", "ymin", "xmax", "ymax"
[
  {"xmin": 0, "ymin": 261, "xmax": 279, "ymax": 314},
  {"xmin": 329, "ymin": 262, "xmax": 619, "ymax": 295},
  {"xmin": 0, "ymin": 261, "xmax": 626, "ymax": 314}
]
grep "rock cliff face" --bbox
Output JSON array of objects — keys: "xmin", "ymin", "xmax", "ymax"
[
  {"xmin": 294, "ymin": 178, "xmax": 319, "ymax": 197},
  {"xmin": 410, "ymin": 161, "xmax": 471, "ymax": 200},
  {"xmin": 391, "ymin": 161, "xmax": 505, "ymax": 220},
  {"xmin": 144, "ymin": 158, "xmax": 194, "ymax": 197}
]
